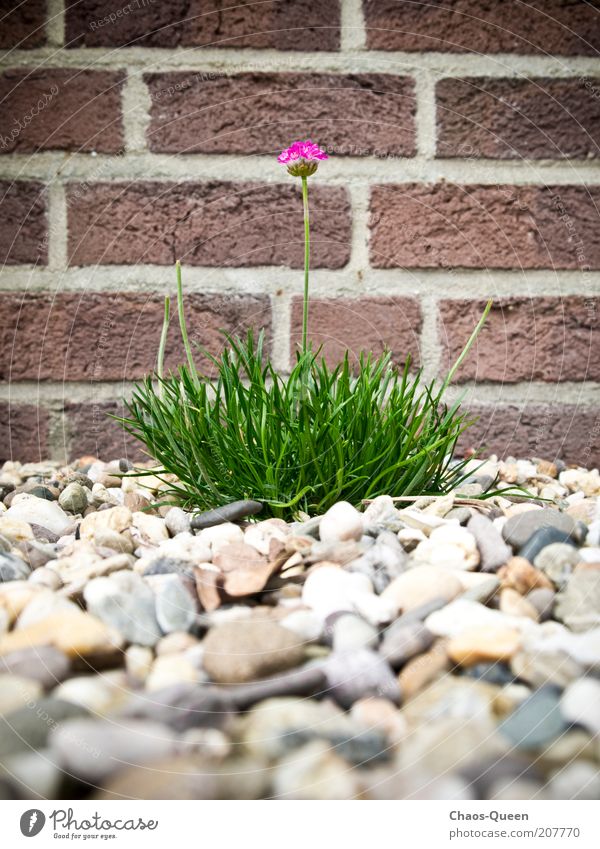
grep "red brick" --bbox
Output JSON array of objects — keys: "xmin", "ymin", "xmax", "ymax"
[
  {"xmin": 290, "ymin": 296, "xmax": 421, "ymax": 366},
  {"xmin": 436, "ymin": 78, "xmax": 600, "ymax": 160},
  {"xmin": 67, "ymin": 182, "xmax": 351, "ymax": 268},
  {"xmin": 369, "ymin": 184, "xmax": 600, "ymax": 270},
  {"xmin": 0, "ymin": 181, "xmax": 47, "ymax": 265},
  {"xmin": 66, "ymin": 0, "xmax": 340, "ymax": 50},
  {"xmin": 458, "ymin": 404, "xmax": 600, "ymax": 468},
  {"xmin": 64, "ymin": 401, "xmax": 146, "ymax": 463},
  {"xmin": 0, "ymin": 403, "xmax": 49, "ymax": 463},
  {"xmin": 0, "ymin": 69, "xmax": 125, "ymax": 154},
  {"xmin": 145, "ymin": 72, "xmax": 416, "ymax": 156},
  {"xmin": 439, "ymin": 297, "xmax": 600, "ymax": 383},
  {"xmin": 0, "ymin": 291, "xmax": 272, "ymax": 381},
  {"xmin": 364, "ymin": 0, "xmax": 600, "ymax": 55},
  {"xmin": 0, "ymin": 0, "xmax": 46, "ymax": 49}
]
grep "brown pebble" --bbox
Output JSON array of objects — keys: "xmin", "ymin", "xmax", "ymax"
[
  {"xmin": 448, "ymin": 626, "xmax": 521, "ymax": 667},
  {"xmin": 536, "ymin": 459, "xmax": 558, "ymax": 478},
  {"xmin": 497, "ymin": 557, "xmax": 554, "ymax": 594},
  {"xmin": 499, "ymin": 587, "xmax": 539, "ymax": 621},
  {"xmin": 398, "ymin": 639, "xmax": 450, "ymax": 700}
]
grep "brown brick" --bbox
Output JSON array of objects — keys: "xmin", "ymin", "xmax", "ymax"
[
  {"xmin": 438, "ymin": 297, "xmax": 600, "ymax": 383},
  {"xmin": 64, "ymin": 401, "xmax": 146, "ymax": 462},
  {"xmin": 369, "ymin": 184, "xmax": 600, "ymax": 269},
  {"xmin": 0, "ymin": 403, "xmax": 49, "ymax": 463},
  {"xmin": 364, "ymin": 0, "xmax": 600, "ymax": 55},
  {"xmin": 66, "ymin": 0, "xmax": 340, "ymax": 50},
  {"xmin": 0, "ymin": 291, "xmax": 272, "ymax": 381},
  {"xmin": 436, "ymin": 78, "xmax": 600, "ymax": 160},
  {"xmin": 0, "ymin": 0, "xmax": 46, "ymax": 49},
  {"xmin": 290, "ymin": 296, "xmax": 421, "ymax": 367},
  {"xmin": 0, "ymin": 181, "xmax": 47, "ymax": 265},
  {"xmin": 67, "ymin": 182, "xmax": 351, "ymax": 268},
  {"xmin": 457, "ymin": 404, "xmax": 600, "ymax": 468},
  {"xmin": 146, "ymin": 72, "xmax": 416, "ymax": 156},
  {"xmin": 0, "ymin": 69, "xmax": 125, "ymax": 154}
]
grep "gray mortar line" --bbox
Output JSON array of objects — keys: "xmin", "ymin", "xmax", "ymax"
[
  {"xmin": 414, "ymin": 71, "xmax": 438, "ymax": 159},
  {"xmin": 341, "ymin": 0, "xmax": 367, "ymax": 52},
  {"xmin": 46, "ymin": 0, "xmax": 65, "ymax": 48},
  {"xmin": 2, "ymin": 47, "xmax": 598, "ymax": 78},
  {"xmin": 2, "ymin": 152, "xmax": 599, "ymax": 184},
  {"xmin": 418, "ymin": 295, "xmax": 442, "ymax": 383},
  {"xmin": 46, "ymin": 181, "xmax": 68, "ymax": 270},
  {"xmin": 269, "ymin": 293, "xmax": 292, "ymax": 373},
  {"xmin": 121, "ymin": 70, "xmax": 152, "ymax": 153}
]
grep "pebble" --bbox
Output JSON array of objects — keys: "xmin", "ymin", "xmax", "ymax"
[
  {"xmin": 498, "ymin": 557, "xmax": 554, "ymax": 594},
  {"xmin": 58, "ymin": 482, "xmax": 88, "ymax": 514},
  {"xmin": 526, "ymin": 587, "xmax": 556, "ymax": 621},
  {"xmin": 499, "ymin": 588, "xmax": 539, "ymax": 620},
  {"xmin": 84, "ymin": 572, "xmax": 162, "ymax": 647},
  {"xmin": 448, "ymin": 626, "xmax": 521, "ymax": 666},
  {"xmin": 6, "ymin": 495, "xmax": 72, "ymax": 536},
  {"xmin": 554, "ymin": 572, "xmax": 600, "ymax": 632},
  {"xmin": 520, "ymin": 527, "xmax": 578, "ymax": 564},
  {"xmin": 467, "ymin": 513, "xmax": 512, "ymax": 572},
  {"xmin": 0, "ymin": 516, "xmax": 33, "ymax": 542},
  {"xmin": 560, "ymin": 678, "xmax": 600, "ymax": 736},
  {"xmin": 273, "ymin": 739, "xmax": 359, "ymax": 800},
  {"xmin": 398, "ymin": 639, "xmax": 450, "ymax": 699},
  {"xmin": 302, "ymin": 565, "xmax": 393, "ymax": 625},
  {"xmin": 53, "ymin": 672, "xmax": 129, "ymax": 715},
  {"xmin": 131, "ymin": 511, "xmax": 169, "ymax": 546},
  {"xmin": 164, "ymin": 506, "xmax": 192, "ymax": 536},
  {"xmin": 381, "ymin": 565, "xmax": 462, "ymax": 613},
  {"xmin": 125, "ymin": 645, "xmax": 153, "ymax": 685},
  {"xmin": 319, "ymin": 501, "xmax": 364, "ymax": 543},
  {"xmin": 0, "ymin": 552, "xmax": 30, "ymax": 582},
  {"xmin": 331, "ymin": 613, "xmax": 379, "ymax": 652},
  {"xmin": 0, "ymin": 673, "xmax": 43, "ymax": 715},
  {"xmin": 154, "ymin": 574, "xmax": 198, "ymax": 633},
  {"xmin": 411, "ymin": 524, "xmax": 479, "ymax": 570},
  {"xmin": 50, "ymin": 718, "xmax": 175, "ymax": 782},
  {"xmin": 379, "ymin": 620, "xmax": 435, "ymax": 668},
  {"xmin": 0, "ymin": 645, "xmax": 70, "ymax": 688},
  {"xmin": 146, "ymin": 654, "xmax": 203, "ymax": 691},
  {"xmin": 321, "ymin": 648, "xmax": 401, "ymax": 708},
  {"xmin": 425, "ymin": 599, "xmax": 536, "ymax": 638},
  {"xmin": 502, "ymin": 508, "xmax": 576, "ymax": 550},
  {"xmin": 79, "ymin": 505, "xmax": 132, "ymax": 540},
  {"xmin": 534, "ymin": 543, "xmax": 580, "ymax": 588},
  {"xmin": 202, "ymin": 620, "xmax": 306, "ymax": 684},
  {"xmin": 0, "ymin": 611, "xmax": 122, "ymax": 660},
  {"xmin": 546, "ymin": 762, "xmax": 600, "ymax": 800},
  {"xmin": 191, "ymin": 500, "xmax": 263, "ymax": 530},
  {"xmin": 0, "ymin": 697, "xmax": 88, "ymax": 757},
  {"xmin": 499, "ymin": 687, "xmax": 567, "ymax": 750}
]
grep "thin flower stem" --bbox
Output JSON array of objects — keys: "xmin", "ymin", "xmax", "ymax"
[
  {"xmin": 176, "ymin": 260, "xmax": 199, "ymax": 386},
  {"xmin": 301, "ymin": 176, "xmax": 310, "ymax": 352}
]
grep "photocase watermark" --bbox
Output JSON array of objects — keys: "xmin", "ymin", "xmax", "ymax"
[
  {"xmin": 579, "ymin": 75, "xmax": 600, "ymax": 100},
  {"xmin": 19, "ymin": 808, "xmax": 158, "ymax": 838},
  {"xmin": 89, "ymin": 0, "xmax": 157, "ymax": 30},
  {"xmin": 151, "ymin": 71, "xmax": 224, "ymax": 102},
  {"xmin": 551, "ymin": 192, "xmax": 596, "ymax": 307},
  {"xmin": 0, "ymin": 85, "xmax": 59, "ymax": 151}
]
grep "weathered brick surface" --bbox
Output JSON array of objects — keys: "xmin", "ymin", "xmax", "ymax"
[
  {"xmin": 66, "ymin": 0, "xmax": 340, "ymax": 50},
  {"xmin": 146, "ymin": 72, "xmax": 416, "ymax": 156},
  {"xmin": 364, "ymin": 0, "xmax": 600, "ymax": 55},
  {"xmin": 67, "ymin": 182, "xmax": 351, "ymax": 267},
  {"xmin": 458, "ymin": 404, "xmax": 600, "ymax": 468},
  {"xmin": 369, "ymin": 184, "xmax": 600, "ymax": 269},
  {"xmin": 64, "ymin": 401, "xmax": 146, "ymax": 462},
  {"xmin": 439, "ymin": 297, "xmax": 600, "ymax": 383},
  {"xmin": 0, "ymin": 403, "xmax": 50, "ymax": 463},
  {"xmin": 0, "ymin": 0, "xmax": 46, "ymax": 49},
  {"xmin": 0, "ymin": 292, "xmax": 272, "ymax": 381},
  {"xmin": 0, "ymin": 181, "xmax": 47, "ymax": 265},
  {"xmin": 436, "ymin": 78, "xmax": 600, "ymax": 160},
  {"xmin": 290, "ymin": 296, "xmax": 421, "ymax": 366},
  {"xmin": 0, "ymin": 69, "xmax": 125, "ymax": 155}
]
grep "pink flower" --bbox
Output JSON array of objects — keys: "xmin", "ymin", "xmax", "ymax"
[{"xmin": 278, "ymin": 139, "xmax": 328, "ymax": 177}]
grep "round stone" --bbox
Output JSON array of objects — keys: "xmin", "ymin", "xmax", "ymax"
[
  {"xmin": 534, "ymin": 543, "xmax": 581, "ymax": 588},
  {"xmin": 58, "ymin": 482, "xmax": 89, "ymax": 515},
  {"xmin": 561, "ymin": 678, "xmax": 600, "ymax": 736},
  {"xmin": 319, "ymin": 501, "xmax": 364, "ymax": 543},
  {"xmin": 381, "ymin": 565, "xmax": 463, "ymax": 614}
]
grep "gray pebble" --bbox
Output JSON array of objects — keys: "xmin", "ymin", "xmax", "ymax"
[
  {"xmin": 499, "ymin": 686, "xmax": 566, "ymax": 750},
  {"xmin": 0, "ymin": 552, "xmax": 30, "ymax": 582},
  {"xmin": 519, "ymin": 527, "xmax": 577, "ymax": 564},
  {"xmin": 164, "ymin": 507, "xmax": 191, "ymax": 536},
  {"xmin": 322, "ymin": 649, "xmax": 401, "ymax": 709},
  {"xmin": 0, "ymin": 646, "xmax": 70, "ymax": 689},
  {"xmin": 191, "ymin": 500, "xmax": 263, "ymax": 530},
  {"xmin": 380, "ymin": 621, "xmax": 434, "ymax": 668},
  {"xmin": 468, "ymin": 513, "xmax": 512, "ymax": 572},
  {"xmin": 503, "ymin": 508, "xmax": 576, "ymax": 550}
]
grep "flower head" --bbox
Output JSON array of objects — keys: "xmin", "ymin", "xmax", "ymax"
[{"xmin": 278, "ymin": 139, "xmax": 328, "ymax": 177}]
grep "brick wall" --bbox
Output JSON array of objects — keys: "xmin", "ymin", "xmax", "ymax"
[{"xmin": 1, "ymin": 0, "xmax": 600, "ymax": 467}]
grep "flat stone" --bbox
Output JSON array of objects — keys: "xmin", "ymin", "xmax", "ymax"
[
  {"xmin": 6, "ymin": 495, "xmax": 72, "ymax": 536},
  {"xmin": 154, "ymin": 574, "xmax": 198, "ymax": 634},
  {"xmin": 84, "ymin": 572, "xmax": 162, "ymax": 646},
  {"xmin": 0, "ymin": 552, "xmax": 30, "ymax": 582},
  {"xmin": 321, "ymin": 648, "xmax": 401, "ymax": 709},
  {"xmin": 520, "ymin": 527, "xmax": 578, "ymax": 563},
  {"xmin": 331, "ymin": 613, "xmax": 379, "ymax": 652},
  {"xmin": 379, "ymin": 620, "xmax": 435, "ymax": 668},
  {"xmin": 502, "ymin": 508, "xmax": 576, "ymax": 550},
  {"xmin": 498, "ymin": 557, "xmax": 554, "ymax": 594},
  {"xmin": 0, "ymin": 697, "xmax": 89, "ymax": 757},
  {"xmin": 560, "ymin": 678, "xmax": 600, "ymax": 736},
  {"xmin": 459, "ymin": 575, "xmax": 501, "ymax": 604},
  {"xmin": 511, "ymin": 650, "xmax": 583, "ymax": 690},
  {"xmin": 534, "ymin": 543, "xmax": 581, "ymax": 588},
  {"xmin": 0, "ymin": 611, "xmax": 122, "ymax": 661},
  {"xmin": 425, "ymin": 599, "xmax": 538, "ymax": 638},
  {"xmin": 0, "ymin": 646, "xmax": 70, "ymax": 688},
  {"xmin": 213, "ymin": 543, "xmax": 273, "ymax": 597},
  {"xmin": 202, "ymin": 620, "xmax": 306, "ymax": 684},
  {"xmin": 50, "ymin": 718, "xmax": 175, "ymax": 781},
  {"xmin": 499, "ymin": 687, "xmax": 567, "ymax": 750},
  {"xmin": 467, "ymin": 513, "xmax": 512, "ymax": 572},
  {"xmin": 191, "ymin": 500, "xmax": 263, "ymax": 530},
  {"xmin": 448, "ymin": 626, "xmax": 522, "ymax": 666},
  {"xmin": 555, "ymin": 572, "xmax": 600, "ymax": 632},
  {"xmin": 381, "ymin": 565, "xmax": 462, "ymax": 614}
]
